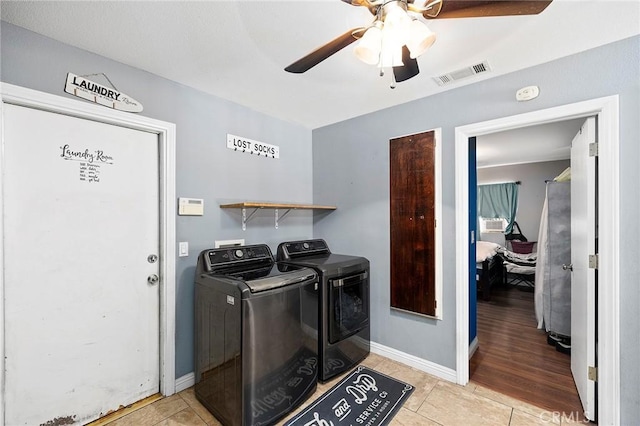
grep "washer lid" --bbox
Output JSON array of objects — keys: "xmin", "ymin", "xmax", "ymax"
[
  {"xmin": 244, "ymin": 266, "xmax": 317, "ymax": 293},
  {"xmin": 281, "ymin": 253, "xmax": 368, "ymax": 272}
]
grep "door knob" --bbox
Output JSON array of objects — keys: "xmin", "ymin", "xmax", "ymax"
[
  {"xmin": 148, "ymin": 274, "xmax": 159, "ymax": 285},
  {"xmin": 562, "ymin": 264, "xmax": 573, "ymax": 271}
]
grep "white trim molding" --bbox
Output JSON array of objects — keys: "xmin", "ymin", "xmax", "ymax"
[
  {"xmin": 175, "ymin": 372, "xmax": 196, "ymax": 393},
  {"xmin": 0, "ymin": 83, "xmax": 177, "ymax": 424},
  {"xmin": 434, "ymin": 128, "xmax": 443, "ymax": 319},
  {"xmin": 371, "ymin": 341, "xmax": 457, "ymax": 383},
  {"xmin": 455, "ymin": 96, "xmax": 619, "ymax": 425},
  {"xmin": 468, "ymin": 337, "xmax": 479, "ymax": 360},
  {"xmin": 177, "ymin": 340, "xmax": 459, "ymax": 396}
]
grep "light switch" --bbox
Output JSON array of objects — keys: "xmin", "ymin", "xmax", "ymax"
[{"xmin": 179, "ymin": 242, "xmax": 189, "ymax": 257}]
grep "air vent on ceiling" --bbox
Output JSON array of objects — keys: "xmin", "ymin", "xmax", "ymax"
[{"xmin": 433, "ymin": 60, "xmax": 491, "ymax": 86}]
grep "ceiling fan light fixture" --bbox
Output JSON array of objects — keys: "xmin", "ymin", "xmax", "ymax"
[
  {"xmin": 406, "ymin": 19, "xmax": 436, "ymax": 58},
  {"xmin": 380, "ymin": 1, "xmax": 414, "ymax": 59},
  {"xmin": 382, "ymin": 2, "xmax": 412, "ymax": 38},
  {"xmin": 379, "ymin": 39, "xmax": 404, "ymax": 68},
  {"xmin": 285, "ymin": 0, "xmax": 552, "ymax": 79},
  {"xmin": 354, "ymin": 23, "xmax": 383, "ymax": 65}
]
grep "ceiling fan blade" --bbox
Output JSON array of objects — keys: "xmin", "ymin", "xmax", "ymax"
[
  {"xmin": 340, "ymin": 0, "xmax": 372, "ymax": 6},
  {"xmin": 285, "ymin": 28, "xmax": 364, "ymax": 74},
  {"xmin": 393, "ymin": 46, "xmax": 420, "ymax": 83},
  {"xmin": 341, "ymin": 0, "xmax": 378, "ymax": 14},
  {"xmin": 423, "ymin": 0, "xmax": 552, "ymax": 19}
]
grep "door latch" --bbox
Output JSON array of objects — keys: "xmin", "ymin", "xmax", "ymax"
[{"xmin": 588, "ymin": 366, "xmax": 597, "ymax": 382}]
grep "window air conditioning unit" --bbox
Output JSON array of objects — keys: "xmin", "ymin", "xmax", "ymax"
[{"xmin": 482, "ymin": 218, "xmax": 506, "ymax": 233}]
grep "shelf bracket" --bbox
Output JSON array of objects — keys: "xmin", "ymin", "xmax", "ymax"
[
  {"xmin": 241, "ymin": 207, "xmax": 259, "ymax": 231},
  {"xmin": 221, "ymin": 202, "xmax": 335, "ymax": 230},
  {"xmin": 275, "ymin": 208, "xmax": 293, "ymax": 229}
]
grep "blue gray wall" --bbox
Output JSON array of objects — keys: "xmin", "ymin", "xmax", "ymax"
[
  {"xmin": 0, "ymin": 22, "xmax": 315, "ymax": 379},
  {"xmin": 3, "ymin": 20, "xmax": 639, "ymax": 423},
  {"xmin": 312, "ymin": 36, "xmax": 639, "ymax": 422}
]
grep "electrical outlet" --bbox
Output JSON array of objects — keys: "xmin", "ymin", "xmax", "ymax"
[{"xmin": 215, "ymin": 239, "xmax": 245, "ymax": 248}]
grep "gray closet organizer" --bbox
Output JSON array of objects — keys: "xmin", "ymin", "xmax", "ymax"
[{"xmin": 542, "ymin": 181, "xmax": 572, "ymax": 337}]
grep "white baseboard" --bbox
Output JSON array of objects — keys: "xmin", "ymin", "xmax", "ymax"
[
  {"xmin": 370, "ymin": 341, "xmax": 457, "ymax": 383},
  {"xmin": 175, "ymin": 343, "xmax": 458, "ymax": 394},
  {"xmin": 175, "ymin": 372, "xmax": 195, "ymax": 393},
  {"xmin": 469, "ymin": 337, "xmax": 479, "ymax": 360}
]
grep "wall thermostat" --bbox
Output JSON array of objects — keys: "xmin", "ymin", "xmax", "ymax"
[
  {"xmin": 516, "ymin": 85, "xmax": 540, "ymax": 101},
  {"xmin": 178, "ymin": 198, "xmax": 204, "ymax": 216}
]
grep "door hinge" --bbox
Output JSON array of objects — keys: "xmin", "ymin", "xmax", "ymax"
[
  {"xmin": 434, "ymin": 300, "xmax": 437, "ymax": 310},
  {"xmin": 588, "ymin": 366, "xmax": 597, "ymax": 382},
  {"xmin": 589, "ymin": 143, "xmax": 599, "ymax": 157},
  {"xmin": 589, "ymin": 254, "xmax": 598, "ymax": 269}
]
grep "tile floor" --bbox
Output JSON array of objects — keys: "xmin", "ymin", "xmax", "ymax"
[{"xmin": 103, "ymin": 353, "xmax": 583, "ymax": 426}]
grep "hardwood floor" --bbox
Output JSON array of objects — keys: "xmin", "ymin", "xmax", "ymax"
[{"xmin": 470, "ymin": 283, "xmax": 588, "ymax": 421}]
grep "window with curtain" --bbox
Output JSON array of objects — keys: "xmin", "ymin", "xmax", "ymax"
[{"xmin": 477, "ymin": 182, "xmax": 519, "ymax": 233}]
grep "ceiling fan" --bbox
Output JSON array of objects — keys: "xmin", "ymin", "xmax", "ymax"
[{"xmin": 284, "ymin": 0, "xmax": 552, "ymax": 85}]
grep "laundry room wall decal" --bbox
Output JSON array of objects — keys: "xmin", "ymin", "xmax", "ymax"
[
  {"xmin": 59, "ymin": 144, "xmax": 114, "ymax": 183},
  {"xmin": 227, "ymin": 134, "xmax": 280, "ymax": 159}
]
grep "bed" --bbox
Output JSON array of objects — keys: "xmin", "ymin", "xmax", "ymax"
[
  {"xmin": 476, "ymin": 241, "xmax": 539, "ymax": 300},
  {"xmin": 499, "ymin": 248, "xmax": 537, "ymax": 288},
  {"xmin": 476, "ymin": 241, "xmax": 504, "ymax": 301}
]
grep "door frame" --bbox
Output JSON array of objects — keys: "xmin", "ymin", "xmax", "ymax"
[
  {"xmin": 0, "ymin": 83, "xmax": 177, "ymax": 420},
  {"xmin": 454, "ymin": 96, "xmax": 619, "ymax": 424}
]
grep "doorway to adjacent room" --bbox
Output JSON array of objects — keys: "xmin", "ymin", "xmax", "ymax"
[{"xmin": 454, "ymin": 96, "xmax": 620, "ymax": 425}]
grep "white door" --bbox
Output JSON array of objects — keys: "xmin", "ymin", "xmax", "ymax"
[
  {"xmin": 570, "ymin": 116, "xmax": 596, "ymax": 421},
  {"xmin": 3, "ymin": 103, "xmax": 161, "ymax": 425}
]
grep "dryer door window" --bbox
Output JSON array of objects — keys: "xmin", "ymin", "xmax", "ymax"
[{"xmin": 328, "ymin": 271, "xmax": 369, "ymax": 344}]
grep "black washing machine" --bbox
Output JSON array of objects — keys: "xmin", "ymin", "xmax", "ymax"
[
  {"xmin": 195, "ymin": 244, "xmax": 319, "ymax": 426},
  {"xmin": 277, "ymin": 239, "xmax": 370, "ymax": 382}
]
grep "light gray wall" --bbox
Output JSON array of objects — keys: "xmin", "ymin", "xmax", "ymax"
[
  {"xmin": 3, "ymin": 20, "xmax": 639, "ymax": 422},
  {"xmin": 0, "ymin": 22, "xmax": 315, "ymax": 379},
  {"xmin": 313, "ymin": 36, "xmax": 639, "ymax": 422},
  {"xmin": 478, "ymin": 160, "xmax": 570, "ymax": 242}
]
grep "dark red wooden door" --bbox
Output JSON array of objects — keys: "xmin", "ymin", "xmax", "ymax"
[{"xmin": 390, "ymin": 131, "xmax": 436, "ymax": 316}]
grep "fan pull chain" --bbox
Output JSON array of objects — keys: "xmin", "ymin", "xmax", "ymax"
[{"xmin": 378, "ymin": 68, "xmax": 397, "ymax": 89}]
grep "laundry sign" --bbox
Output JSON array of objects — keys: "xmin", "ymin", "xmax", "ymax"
[
  {"xmin": 64, "ymin": 73, "xmax": 143, "ymax": 112},
  {"xmin": 227, "ymin": 134, "xmax": 279, "ymax": 159},
  {"xmin": 59, "ymin": 143, "xmax": 115, "ymax": 184}
]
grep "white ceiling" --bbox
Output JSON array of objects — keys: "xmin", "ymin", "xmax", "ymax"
[
  {"xmin": 2, "ymin": 1, "xmax": 638, "ymax": 168},
  {"xmin": 476, "ymin": 118, "xmax": 585, "ymax": 168},
  {"xmin": 2, "ymin": 0, "xmax": 639, "ymax": 132}
]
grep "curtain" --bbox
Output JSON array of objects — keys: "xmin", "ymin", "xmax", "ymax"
[{"xmin": 477, "ymin": 183, "xmax": 519, "ymax": 233}]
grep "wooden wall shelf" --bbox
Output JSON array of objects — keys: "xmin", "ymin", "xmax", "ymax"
[
  {"xmin": 220, "ymin": 202, "xmax": 336, "ymax": 230},
  {"xmin": 220, "ymin": 202, "xmax": 336, "ymax": 210}
]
